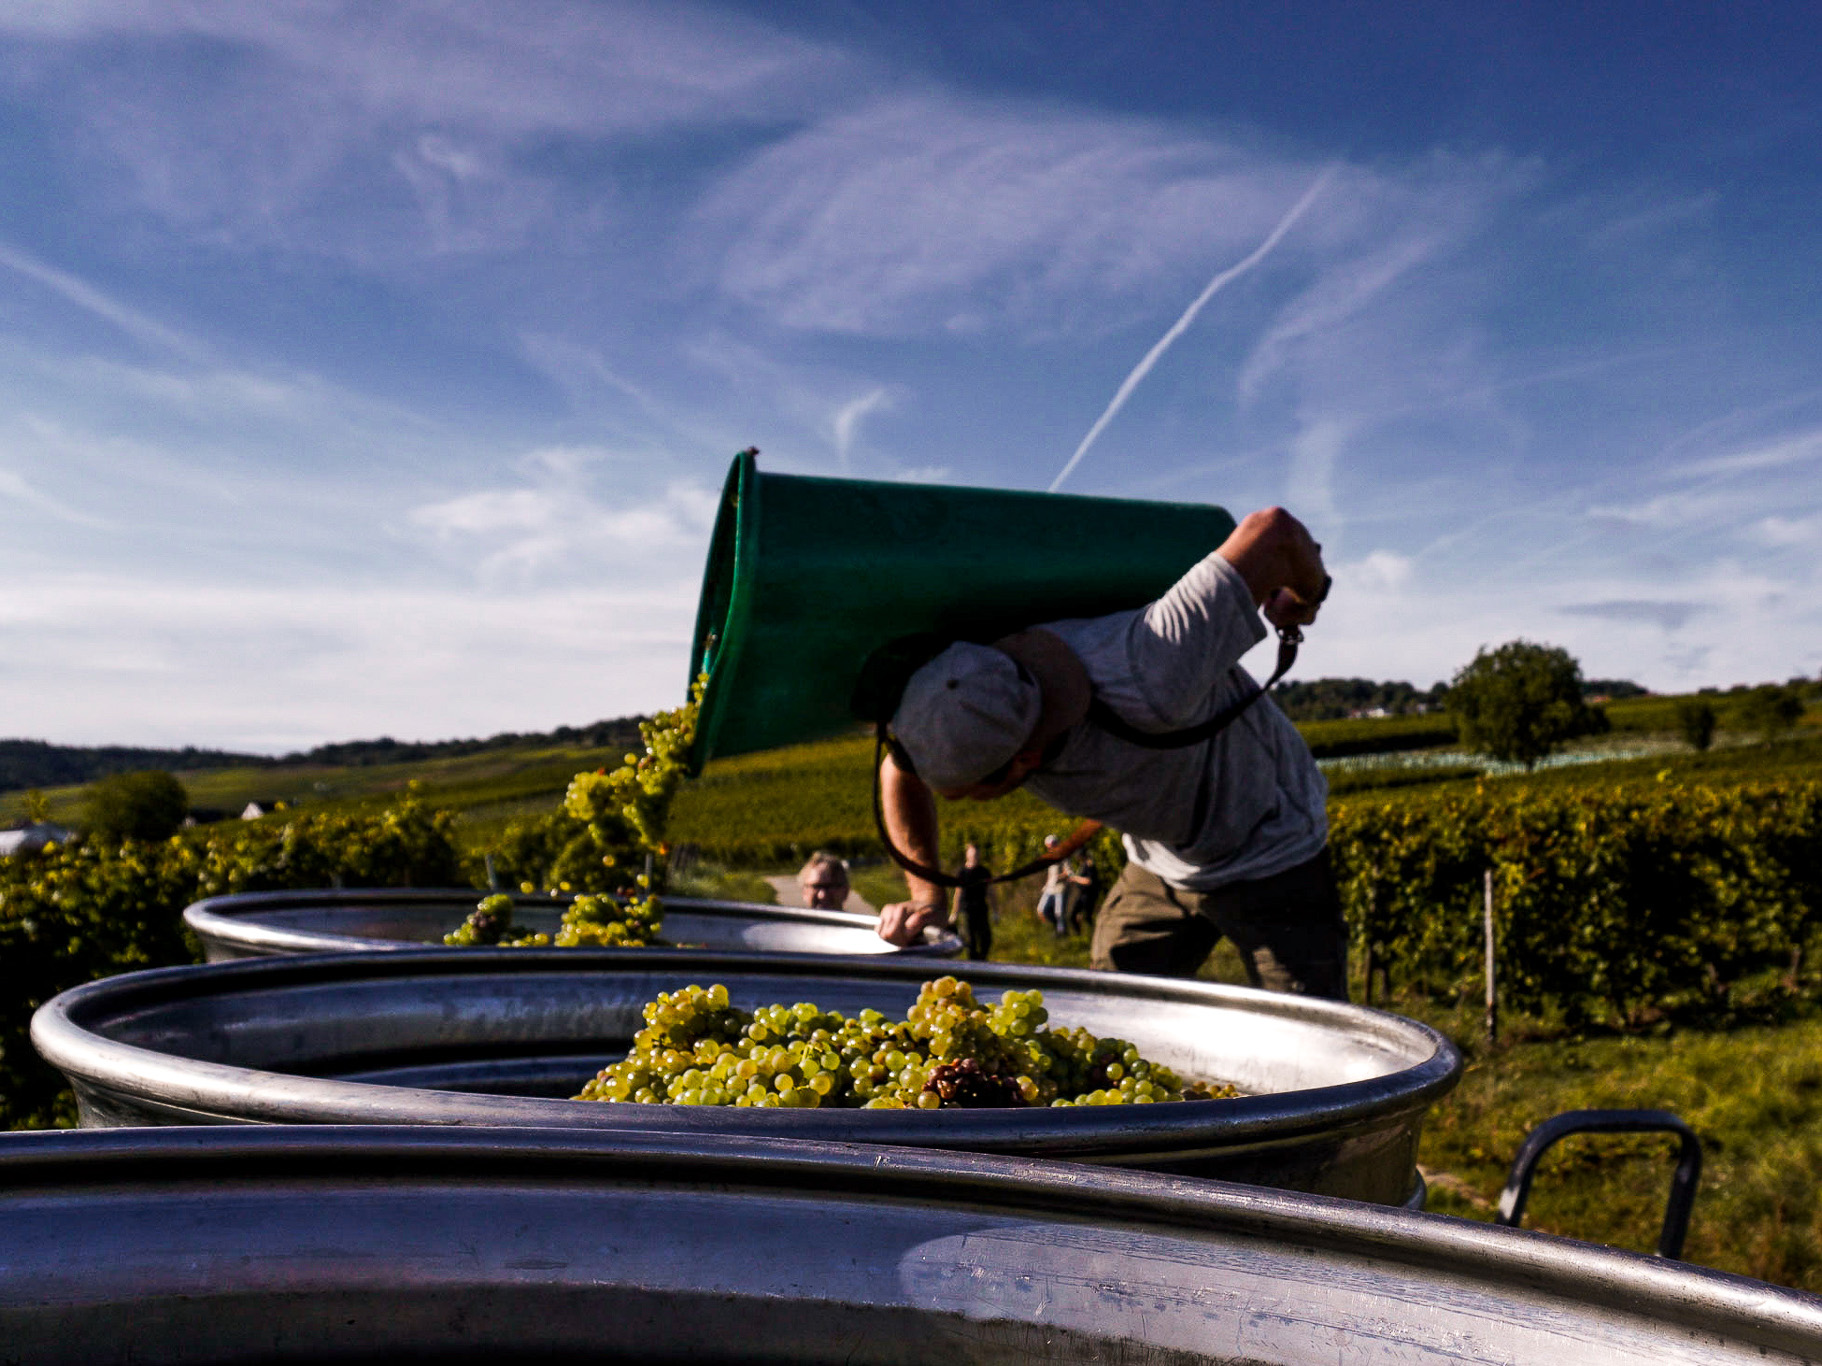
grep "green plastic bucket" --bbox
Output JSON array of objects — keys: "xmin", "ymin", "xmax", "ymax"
[{"xmin": 687, "ymin": 450, "xmax": 1237, "ymax": 769}]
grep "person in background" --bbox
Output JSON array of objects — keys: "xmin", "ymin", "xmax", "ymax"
[
  {"xmin": 1034, "ymin": 835, "xmax": 1073, "ymax": 937},
  {"xmin": 797, "ymin": 851, "xmax": 851, "ymax": 910},
  {"xmin": 1068, "ymin": 849, "xmax": 1102, "ymax": 936},
  {"xmin": 952, "ymin": 843, "xmax": 994, "ymax": 961}
]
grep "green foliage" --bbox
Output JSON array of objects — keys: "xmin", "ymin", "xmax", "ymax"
[
  {"xmin": 1324, "ymin": 764, "xmax": 1484, "ymax": 797},
  {"xmin": 1330, "ymin": 780, "xmax": 1822, "ymax": 1028},
  {"xmin": 1448, "ymin": 640, "xmax": 1606, "ymax": 768},
  {"xmin": 0, "ymin": 789, "xmax": 466, "ymax": 1129},
  {"xmin": 21, "ymin": 789, "xmax": 48, "ymax": 823},
  {"xmin": 1418, "ymin": 1017, "xmax": 1822, "ymax": 1291},
  {"xmin": 1735, "ymin": 684, "xmax": 1806, "ymax": 742},
  {"xmin": 1270, "ymin": 676, "xmax": 1446, "ymax": 721},
  {"xmin": 1677, "ymin": 697, "xmax": 1719, "ymax": 751},
  {"xmin": 1296, "ymin": 712, "xmax": 1458, "ymax": 759},
  {"xmin": 81, "ymin": 770, "xmax": 188, "ymax": 841}
]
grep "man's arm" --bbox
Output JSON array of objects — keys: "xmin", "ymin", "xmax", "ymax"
[
  {"xmin": 1132, "ymin": 507, "xmax": 1328, "ymax": 725},
  {"xmin": 875, "ymin": 750, "xmax": 953, "ymax": 946}
]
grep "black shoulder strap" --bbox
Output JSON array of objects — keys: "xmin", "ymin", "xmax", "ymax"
[
  {"xmin": 1086, "ymin": 627, "xmax": 1301, "ymax": 749},
  {"xmin": 871, "ymin": 728, "xmax": 1103, "ymax": 890}
]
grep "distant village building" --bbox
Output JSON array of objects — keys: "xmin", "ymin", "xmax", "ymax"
[{"xmin": 0, "ymin": 822, "xmax": 75, "ymax": 857}]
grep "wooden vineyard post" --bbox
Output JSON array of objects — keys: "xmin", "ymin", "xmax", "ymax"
[
  {"xmin": 1362, "ymin": 883, "xmax": 1376, "ymax": 1006},
  {"xmin": 1483, "ymin": 868, "xmax": 1498, "ymax": 1044}
]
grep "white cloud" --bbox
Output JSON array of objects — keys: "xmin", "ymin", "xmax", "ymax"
[
  {"xmin": 0, "ymin": 573, "xmax": 697, "ymax": 750},
  {"xmin": 0, "ymin": 467, "xmax": 113, "ymax": 528},
  {"xmin": 407, "ymin": 448, "xmax": 718, "ymax": 579},
  {"xmin": 693, "ymin": 92, "xmax": 1328, "ymax": 337},
  {"xmin": 1350, "ymin": 550, "xmax": 1413, "ymax": 592},
  {"xmin": 2, "ymin": 1, "xmax": 852, "ymax": 259},
  {"xmin": 1677, "ymin": 426, "xmax": 1822, "ymax": 477},
  {"xmin": 1755, "ymin": 514, "xmax": 1822, "ymax": 547},
  {"xmin": 1284, "ymin": 417, "xmax": 1352, "ymax": 525},
  {"xmin": 831, "ymin": 388, "xmax": 894, "ymax": 469}
]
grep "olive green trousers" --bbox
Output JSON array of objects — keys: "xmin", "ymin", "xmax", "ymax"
[{"xmin": 1088, "ymin": 850, "xmax": 1348, "ymax": 1000}]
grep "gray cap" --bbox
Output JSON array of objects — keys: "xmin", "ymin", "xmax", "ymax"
[{"xmin": 890, "ymin": 642, "xmax": 1042, "ymax": 789}]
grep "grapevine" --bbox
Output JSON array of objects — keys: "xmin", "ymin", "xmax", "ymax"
[{"xmin": 575, "ymin": 975, "xmax": 1237, "ymax": 1109}]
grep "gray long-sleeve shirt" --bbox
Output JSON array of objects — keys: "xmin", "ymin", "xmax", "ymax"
[{"xmin": 1021, "ymin": 551, "xmax": 1328, "ymax": 892}]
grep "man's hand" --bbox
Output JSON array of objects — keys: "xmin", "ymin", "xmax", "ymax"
[
  {"xmin": 877, "ymin": 899, "xmax": 949, "ymax": 947},
  {"xmin": 1218, "ymin": 507, "xmax": 1329, "ymax": 631}
]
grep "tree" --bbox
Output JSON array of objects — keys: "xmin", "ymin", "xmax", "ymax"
[
  {"xmin": 1675, "ymin": 697, "xmax": 1718, "ymax": 752},
  {"xmin": 1733, "ymin": 684, "xmax": 1804, "ymax": 742},
  {"xmin": 82, "ymin": 770, "xmax": 189, "ymax": 841},
  {"xmin": 1447, "ymin": 640, "xmax": 1606, "ymax": 769}
]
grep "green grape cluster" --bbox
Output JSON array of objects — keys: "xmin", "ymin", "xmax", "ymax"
[
  {"xmin": 563, "ymin": 675, "xmax": 705, "ymax": 870},
  {"xmin": 443, "ymin": 892, "xmax": 663, "ymax": 948},
  {"xmin": 574, "ymin": 976, "xmax": 1236, "ymax": 1110}
]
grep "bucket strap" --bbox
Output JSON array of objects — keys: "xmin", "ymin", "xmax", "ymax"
[
  {"xmin": 1085, "ymin": 625, "xmax": 1301, "ymax": 749},
  {"xmin": 870, "ymin": 625, "xmax": 1303, "ymax": 892}
]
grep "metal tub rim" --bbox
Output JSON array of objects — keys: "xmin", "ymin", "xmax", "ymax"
[
  {"xmin": 33, "ymin": 949, "xmax": 1461, "ymax": 1159},
  {"xmin": 181, "ymin": 886, "xmax": 963, "ymax": 957},
  {"xmin": 2, "ymin": 1123, "xmax": 1820, "ymax": 1363}
]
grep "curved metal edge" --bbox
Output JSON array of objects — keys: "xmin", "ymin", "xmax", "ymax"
[
  {"xmin": 2, "ymin": 1125, "xmax": 1819, "ymax": 1358},
  {"xmin": 31, "ymin": 949, "xmax": 1462, "ymax": 1153},
  {"xmin": 182, "ymin": 890, "xmax": 965, "ymax": 959}
]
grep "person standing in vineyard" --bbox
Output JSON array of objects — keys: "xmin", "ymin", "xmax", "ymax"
[
  {"xmin": 874, "ymin": 506, "xmax": 1344, "ymax": 1000},
  {"xmin": 951, "ymin": 842, "xmax": 994, "ymax": 961}
]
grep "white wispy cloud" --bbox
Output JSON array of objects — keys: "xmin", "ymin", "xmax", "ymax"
[
  {"xmin": 0, "ymin": 467, "xmax": 113, "ymax": 528},
  {"xmin": 831, "ymin": 388, "xmax": 894, "ymax": 469},
  {"xmin": 407, "ymin": 447, "xmax": 718, "ymax": 580},
  {"xmin": 693, "ymin": 92, "xmax": 1329, "ymax": 337},
  {"xmin": 2, "ymin": 1, "xmax": 851, "ymax": 259}
]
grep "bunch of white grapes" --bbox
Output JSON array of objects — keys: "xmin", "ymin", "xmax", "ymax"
[
  {"xmin": 574, "ymin": 976, "xmax": 1235, "ymax": 1109},
  {"xmin": 444, "ymin": 892, "xmax": 663, "ymax": 948}
]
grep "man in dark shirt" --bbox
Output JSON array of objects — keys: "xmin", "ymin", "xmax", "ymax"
[{"xmin": 952, "ymin": 843, "xmax": 993, "ymax": 961}]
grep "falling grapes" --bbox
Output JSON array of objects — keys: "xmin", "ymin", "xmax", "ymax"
[
  {"xmin": 574, "ymin": 976, "xmax": 1238, "ymax": 1109},
  {"xmin": 449, "ymin": 677, "xmax": 704, "ymax": 947}
]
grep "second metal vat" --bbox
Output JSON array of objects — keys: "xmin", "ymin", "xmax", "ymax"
[
  {"xmin": 182, "ymin": 887, "xmax": 962, "ymax": 960},
  {"xmin": 33, "ymin": 950, "xmax": 1459, "ymax": 1205}
]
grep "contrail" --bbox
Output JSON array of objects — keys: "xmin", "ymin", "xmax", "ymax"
[
  {"xmin": 1048, "ymin": 165, "xmax": 1337, "ymax": 493},
  {"xmin": 0, "ymin": 238, "xmax": 206, "ymax": 362}
]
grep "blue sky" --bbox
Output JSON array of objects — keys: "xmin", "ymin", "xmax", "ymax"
[{"xmin": 0, "ymin": 2, "xmax": 1817, "ymax": 750}]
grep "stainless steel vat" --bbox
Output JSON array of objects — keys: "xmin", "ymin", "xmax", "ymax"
[
  {"xmin": 2, "ymin": 1124, "xmax": 1818, "ymax": 1365},
  {"xmin": 32, "ymin": 951, "xmax": 1459, "ymax": 1204},
  {"xmin": 183, "ymin": 887, "xmax": 962, "ymax": 960}
]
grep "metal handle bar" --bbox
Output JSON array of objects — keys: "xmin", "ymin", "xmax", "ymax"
[{"xmin": 1495, "ymin": 1108, "xmax": 1702, "ymax": 1260}]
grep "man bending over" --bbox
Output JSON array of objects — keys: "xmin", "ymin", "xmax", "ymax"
[{"xmin": 874, "ymin": 507, "xmax": 1343, "ymax": 999}]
